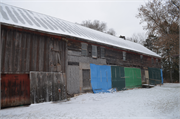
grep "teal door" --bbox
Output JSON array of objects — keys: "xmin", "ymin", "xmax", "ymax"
[
  {"xmin": 148, "ymin": 68, "xmax": 161, "ymax": 85},
  {"xmin": 111, "ymin": 66, "xmax": 125, "ymax": 91}
]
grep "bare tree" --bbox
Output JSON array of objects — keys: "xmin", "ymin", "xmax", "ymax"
[
  {"xmin": 107, "ymin": 28, "xmax": 116, "ymax": 36},
  {"xmin": 80, "ymin": 20, "xmax": 116, "ymax": 36},
  {"xmin": 126, "ymin": 33, "xmax": 147, "ymax": 45},
  {"xmin": 136, "ymin": 0, "xmax": 179, "ymax": 82},
  {"xmin": 80, "ymin": 20, "xmax": 107, "ymax": 32}
]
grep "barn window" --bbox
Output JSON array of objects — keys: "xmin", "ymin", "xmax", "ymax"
[
  {"xmin": 140, "ymin": 55, "xmax": 143, "ymax": 59},
  {"xmin": 101, "ymin": 47, "xmax": 105, "ymax": 58},
  {"xmin": 151, "ymin": 58, "xmax": 154, "ymax": 64},
  {"xmin": 123, "ymin": 51, "xmax": 126, "ymax": 61},
  {"xmin": 92, "ymin": 45, "xmax": 97, "ymax": 58},
  {"xmin": 81, "ymin": 43, "xmax": 87, "ymax": 56},
  {"xmin": 156, "ymin": 58, "xmax": 158, "ymax": 63}
]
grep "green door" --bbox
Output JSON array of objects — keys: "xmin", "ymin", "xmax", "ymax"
[
  {"xmin": 111, "ymin": 66, "xmax": 125, "ymax": 91},
  {"xmin": 124, "ymin": 67, "xmax": 142, "ymax": 88},
  {"xmin": 148, "ymin": 68, "xmax": 161, "ymax": 85}
]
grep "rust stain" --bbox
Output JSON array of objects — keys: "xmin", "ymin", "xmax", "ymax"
[{"xmin": 1, "ymin": 74, "xmax": 31, "ymax": 108}]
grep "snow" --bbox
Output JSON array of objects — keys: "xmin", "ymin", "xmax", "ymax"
[
  {"xmin": 142, "ymin": 84, "xmax": 155, "ymax": 86},
  {"xmin": 0, "ymin": 3, "xmax": 160, "ymax": 58},
  {"xmin": 1, "ymin": 83, "xmax": 180, "ymax": 119}
]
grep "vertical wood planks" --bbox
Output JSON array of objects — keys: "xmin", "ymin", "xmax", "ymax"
[
  {"xmin": 47, "ymin": 73, "xmax": 52, "ymax": 101},
  {"xmin": 63, "ymin": 41, "xmax": 66, "ymax": 72},
  {"xmin": 1, "ymin": 74, "xmax": 30, "ymax": 108},
  {"xmin": 9, "ymin": 30, "xmax": 14, "ymax": 72},
  {"xmin": 17, "ymin": 32, "xmax": 22, "ymax": 72},
  {"xmin": 21, "ymin": 32, "xmax": 27, "ymax": 72},
  {"xmin": 36, "ymin": 36, "xmax": 39, "ymax": 71},
  {"xmin": 1, "ymin": 29, "xmax": 6, "ymax": 72},
  {"xmin": 1, "ymin": 27, "xmax": 67, "ymax": 73},
  {"xmin": 39, "ymin": 36, "xmax": 44, "ymax": 71},
  {"xmin": 53, "ymin": 39, "xmax": 57, "ymax": 71},
  {"xmin": 31, "ymin": 35, "xmax": 37, "ymax": 71},
  {"xmin": 42, "ymin": 73, "xmax": 47, "ymax": 102},
  {"xmin": 61, "ymin": 41, "xmax": 64, "ymax": 72},
  {"xmin": 4, "ymin": 29, "xmax": 11, "ymax": 72},
  {"xmin": 49, "ymin": 38, "xmax": 54, "ymax": 72},
  {"xmin": 30, "ymin": 72, "xmax": 37, "ymax": 103},
  {"xmin": 30, "ymin": 72, "xmax": 65, "ymax": 103},
  {"xmin": 44, "ymin": 37, "xmax": 49, "ymax": 72},
  {"xmin": 26, "ymin": 33, "xmax": 31, "ymax": 72},
  {"xmin": 33, "ymin": 35, "xmax": 37, "ymax": 71}
]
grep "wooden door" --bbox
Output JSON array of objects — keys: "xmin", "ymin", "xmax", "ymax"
[
  {"xmin": 83, "ymin": 69, "xmax": 90, "ymax": 88},
  {"xmin": 145, "ymin": 70, "xmax": 149, "ymax": 84}
]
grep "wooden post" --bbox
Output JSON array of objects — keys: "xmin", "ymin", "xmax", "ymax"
[{"xmin": 0, "ymin": 22, "xmax": 2, "ymax": 109}]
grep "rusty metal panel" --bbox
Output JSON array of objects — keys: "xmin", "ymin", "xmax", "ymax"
[{"xmin": 1, "ymin": 74, "xmax": 30, "ymax": 108}]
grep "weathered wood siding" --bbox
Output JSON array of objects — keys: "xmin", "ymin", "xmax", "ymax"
[
  {"xmin": 67, "ymin": 66, "xmax": 80, "ymax": 94},
  {"xmin": 67, "ymin": 40, "xmax": 161, "ymax": 69},
  {"xmin": 1, "ymin": 26, "xmax": 67, "ymax": 74},
  {"xmin": 30, "ymin": 72, "xmax": 66, "ymax": 103}
]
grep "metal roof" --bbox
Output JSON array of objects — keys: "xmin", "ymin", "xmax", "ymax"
[{"xmin": 0, "ymin": 3, "xmax": 161, "ymax": 58}]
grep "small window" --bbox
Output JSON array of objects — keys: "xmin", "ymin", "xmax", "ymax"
[
  {"xmin": 151, "ymin": 58, "xmax": 154, "ymax": 64},
  {"xmin": 123, "ymin": 51, "xmax": 126, "ymax": 61},
  {"xmin": 140, "ymin": 55, "xmax": 143, "ymax": 59},
  {"xmin": 101, "ymin": 47, "xmax": 105, "ymax": 58},
  {"xmin": 156, "ymin": 59, "xmax": 158, "ymax": 63},
  {"xmin": 81, "ymin": 43, "xmax": 87, "ymax": 56},
  {"xmin": 92, "ymin": 45, "xmax": 97, "ymax": 58}
]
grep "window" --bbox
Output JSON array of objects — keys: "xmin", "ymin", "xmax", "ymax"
[
  {"xmin": 156, "ymin": 58, "xmax": 158, "ymax": 65},
  {"xmin": 151, "ymin": 58, "xmax": 154, "ymax": 64},
  {"xmin": 81, "ymin": 43, "xmax": 87, "ymax": 56},
  {"xmin": 123, "ymin": 51, "xmax": 126, "ymax": 61},
  {"xmin": 140, "ymin": 55, "xmax": 143, "ymax": 60},
  {"xmin": 92, "ymin": 45, "xmax": 97, "ymax": 58},
  {"xmin": 101, "ymin": 47, "xmax": 105, "ymax": 58}
]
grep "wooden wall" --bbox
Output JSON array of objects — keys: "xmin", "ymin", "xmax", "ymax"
[
  {"xmin": 67, "ymin": 40, "xmax": 161, "ymax": 69},
  {"xmin": 30, "ymin": 72, "xmax": 66, "ymax": 103},
  {"xmin": 1, "ymin": 26, "xmax": 67, "ymax": 74}
]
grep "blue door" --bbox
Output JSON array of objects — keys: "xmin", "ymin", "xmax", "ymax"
[
  {"xmin": 160, "ymin": 69, "xmax": 163, "ymax": 84},
  {"xmin": 90, "ymin": 64, "xmax": 112, "ymax": 93}
]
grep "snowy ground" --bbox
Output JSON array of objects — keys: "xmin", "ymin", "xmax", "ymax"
[{"xmin": 1, "ymin": 83, "xmax": 180, "ymax": 119}]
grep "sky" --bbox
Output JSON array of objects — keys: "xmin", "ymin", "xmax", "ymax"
[{"xmin": 1, "ymin": 0, "xmax": 148, "ymax": 38}]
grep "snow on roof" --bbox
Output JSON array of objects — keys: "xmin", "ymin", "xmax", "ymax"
[{"xmin": 0, "ymin": 3, "xmax": 161, "ymax": 58}]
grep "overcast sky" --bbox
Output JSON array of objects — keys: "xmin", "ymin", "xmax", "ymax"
[{"xmin": 1, "ymin": 0, "xmax": 148, "ymax": 38}]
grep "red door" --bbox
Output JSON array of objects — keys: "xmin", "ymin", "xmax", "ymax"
[{"xmin": 1, "ymin": 74, "xmax": 30, "ymax": 108}]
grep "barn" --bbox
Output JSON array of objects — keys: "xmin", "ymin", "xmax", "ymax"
[{"xmin": 0, "ymin": 3, "xmax": 162, "ymax": 108}]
